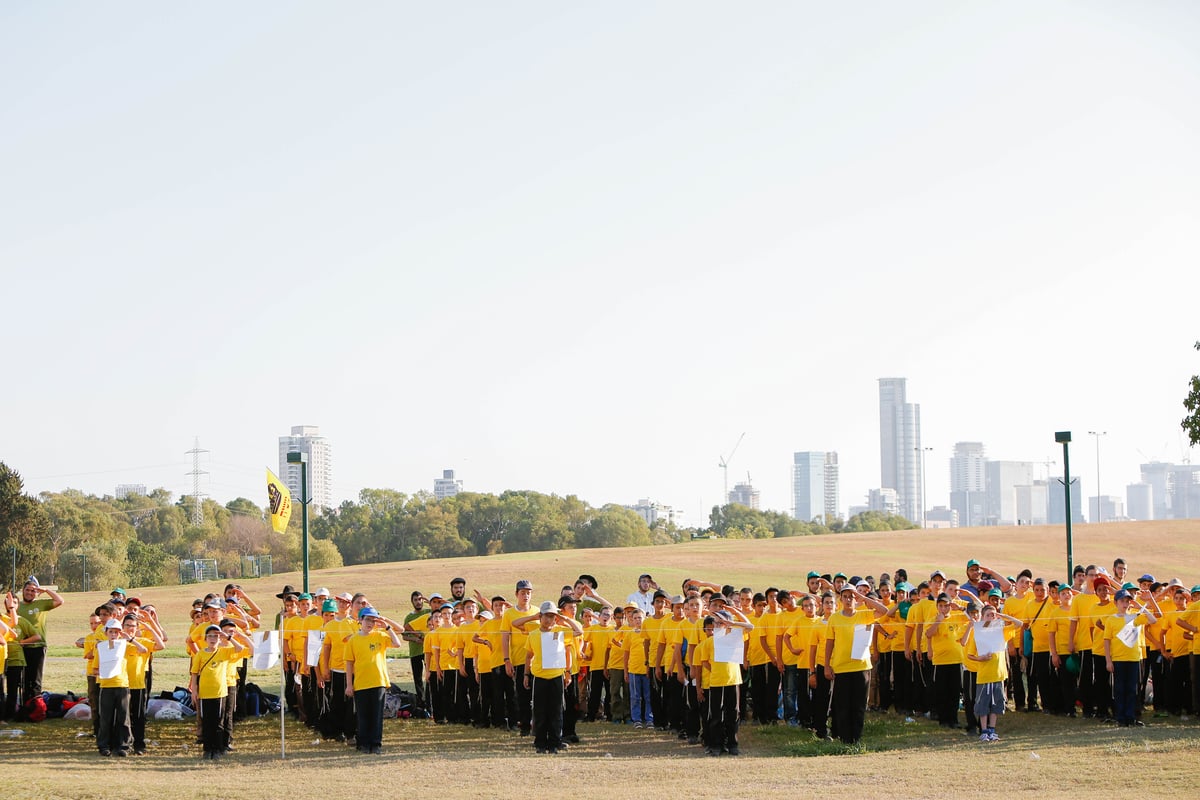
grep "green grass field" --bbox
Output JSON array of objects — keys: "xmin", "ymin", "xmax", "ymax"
[{"xmin": 5, "ymin": 520, "xmax": 1200, "ymax": 794}]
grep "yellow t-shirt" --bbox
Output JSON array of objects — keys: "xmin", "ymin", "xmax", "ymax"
[
  {"xmin": 966, "ymin": 626, "xmax": 1009, "ymax": 684},
  {"xmin": 1025, "ymin": 598, "xmax": 1053, "ymax": 653},
  {"xmin": 642, "ymin": 615, "xmax": 664, "ymax": 668},
  {"xmin": 96, "ymin": 638, "xmax": 132, "ymax": 689},
  {"xmin": 585, "ymin": 623, "xmax": 613, "ymax": 670},
  {"xmin": 125, "ymin": 636, "xmax": 156, "ymax": 690},
  {"xmin": 606, "ymin": 627, "xmax": 626, "ymax": 670},
  {"xmin": 683, "ymin": 617, "xmax": 706, "ymax": 668},
  {"xmin": 877, "ymin": 603, "xmax": 904, "ymax": 653},
  {"xmin": 526, "ymin": 625, "xmax": 569, "ymax": 680},
  {"xmin": 191, "ymin": 647, "xmax": 236, "ymax": 699},
  {"xmin": 1184, "ymin": 600, "xmax": 1200, "ymax": 656},
  {"xmin": 698, "ymin": 634, "xmax": 742, "ymax": 688},
  {"xmin": 828, "ymin": 608, "xmax": 876, "ymax": 674},
  {"xmin": 1069, "ymin": 593, "xmax": 1098, "ymax": 652},
  {"xmin": 459, "ymin": 619, "xmax": 481, "ymax": 661},
  {"xmin": 623, "ymin": 629, "xmax": 650, "ymax": 675},
  {"xmin": 282, "ymin": 615, "xmax": 306, "ymax": 664},
  {"xmin": 1104, "ymin": 611, "xmax": 1149, "ymax": 662},
  {"xmin": 929, "ymin": 614, "xmax": 967, "ymax": 666},
  {"xmin": 1163, "ymin": 608, "xmax": 1190, "ymax": 657},
  {"xmin": 83, "ymin": 626, "xmax": 106, "ymax": 677},
  {"xmin": 812, "ymin": 620, "xmax": 830, "ymax": 669},
  {"xmin": 1047, "ymin": 604, "xmax": 1073, "ymax": 654},
  {"xmin": 323, "ymin": 617, "xmax": 356, "ymax": 672},
  {"xmin": 1089, "ymin": 601, "xmax": 1115, "ymax": 654},
  {"xmin": 225, "ymin": 645, "xmax": 250, "ymax": 687},
  {"xmin": 785, "ymin": 616, "xmax": 819, "ymax": 670},
  {"xmin": 777, "ymin": 609, "xmax": 803, "ymax": 666},
  {"xmin": 908, "ymin": 599, "xmax": 937, "ymax": 652},
  {"xmin": 756, "ymin": 611, "xmax": 781, "ymax": 664},
  {"xmin": 476, "ymin": 616, "xmax": 503, "ymax": 672},
  {"xmin": 502, "ymin": 606, "xmax": 538, "ymax": 666},
  {"xmin": 344, "ymin": 631, "xmax": 392, "ymax": 691}
]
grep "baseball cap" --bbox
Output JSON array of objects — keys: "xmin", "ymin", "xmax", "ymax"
[
  {"xmin": 966, "ymin": 559, "xmax": 980, "ymax": 568},
  {"xmin": 538, "ymin": 601, "xmax": 557, "ymax": 614},
  {"xmin": 670, "ymin": 594, "xmax": 685, "ymax": 605},
  {"xmin": 1138, "ymin": 574, "xmax": 1155, "ymax": 583},
  {"xmin": 335, "ymin": 592, "xmax": 353, "ymax": 602},
  {"xmin": 806, "ymin": 571, "xmax": 821, "ymax": 579},
  {"xmin": 313, "ymin": 587, "xmax": 330, "ymax": 598},
  {"xmin": 930, "ymin": 570, "xmax": 946, "ymax": 580},
  {"xmin": 104, "ymin": 619, "xmax": 122, "ymax": 630},
  {"xmin": 321, "ymin": 600, "xmax": 337, "ymax": 613},
  {"xmin": 516, "ymin": 579, "xmax": 533, "ymax": 591},
  {"xmin": 987, "ymin": 588, "xmax": 1003, "ymax": 598},
  {"xmin": 358, "ymin": 607, "xmax": 380, "ymax": 619},
  {"xmin": 1113, "ymin": 590, "xmax": 1131, "ymax": 602}
]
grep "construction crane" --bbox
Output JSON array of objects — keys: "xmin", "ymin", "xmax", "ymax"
[{"xmin": 718, "ymin": 433, "xmax": 746, "ymax": 503}]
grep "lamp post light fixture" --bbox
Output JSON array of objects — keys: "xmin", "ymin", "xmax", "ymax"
[
  {"xmin": 1087, "ymin": 430, "xmax": 1107, "ymax": 523},
  {"xmin": 285, "ymin": 450, "xmax": 310, "ymax": 593}
]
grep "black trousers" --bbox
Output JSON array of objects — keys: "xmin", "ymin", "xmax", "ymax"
[
  {"xmin": 831, "ymin": 670, "xmax": 868, "ymax": 744},
  {"xmin": 1191, "ymin": 654, "xmax": 1200, "ymax": 716},
  {"xmin": 354, "ymin": 686, "xmax": 384, "ymax": 749},
  {"xmin": 1030, "ymin": 652, "xmax": 1058, "ymax": 713},
  {"xmin": 1168, "ymin": 656, "xmax": 1191, "ymax": 714},
  {"xmin": 812, "ymin": 670, "xmax": 832, "ymax": 737},
  {"xmin": 683, "ymin": 672, "xmax": 701, "ymax": 739},
  {"xmin": 648, "ymin": 670, "xmax": 664, "ymax": 728},
  {"xmin": 749, "ymin": 664, "xmax": 770, "ymax": 723},
  {"xmin": 876, "ymin": 652, "xmax": 895, "ymax": 712},
  {"xmin": 1084, "ymin": 652, "xmax": 1112, "ymax": 717},
  {"xmin": 705, "ymin": 685, "xmax": 739, "ymax": 750},
  {"xmin": 892, "ymin": 654, "xmax": 911, "ymax": 713},
  {"xmin": 934, "ymin": 663, "xmax": 962, "ymax": 727},
  {"xmin": 562, "ymin": 672, "xmax": 579, "ymax": 738},
  {"xmin": 129, "ymin": 688, "xmax": 147, "ymax": 751},
  {"xmin": 666, "ymin": 673, "xmax": 684, "ymax": 730},
  {"xmin": 490, "ymin": 665, "xmax": 517, "ymax": 728},
  {"xmin": 461, "ymin": 659, "xmax": 480, "ymax": 724},
  {"xmin": 428, "ymin": 672, "xmax": 445, "ymax": 722},
  {"xmin": 410, "ymin": 654, "xmax": 425, "ymax": 704},
  {"xmin": 325, "ymin": 671, "xmax": 355, "ymax": 739},
  {"xmin": 586, "ymin": 669, "xmax": 608, "ymax": 721},
  {"xmin": 2, "ymin": 665, "xmax": 22, "ymax": 720},
  {"xmin": 513, "ymin": 664, "xmax": 532, "ymax": 733},
  {"xmin": 97, "ymin": 686, "xmax": 131, "ymax": 754},
  {"xmin": 1057, "ymin": 656, "xmax": 1078, "ymax": 714},
  {"xmin": 1009, "ymin": 652, "xmax": 1027, "ymax": 709},
  {"xmin": 962, "ymin": 669, "xmax": 978, "ymax": 731},
  {"xmin": 531, "ymin": 675, "xmax": 564, "ymax": 750},
  {"xmin": 199, "ymin": 696, "xmax": 226, "ymax": 755},
  {"xmin": 222, "ymin": 681, "xmax": 237, "ymax": 745},
  {"xmin": 87, "ymin": 675, "xmax": 100, "ymax": 737},
  {"xmin": 22, "ymin": 646, "xmax": 45, "ymax": 700}
]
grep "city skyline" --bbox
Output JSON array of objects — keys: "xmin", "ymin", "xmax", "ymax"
[{"xmin": 4, "ymin": 4, "xmax": 1198, "ymax": 527}]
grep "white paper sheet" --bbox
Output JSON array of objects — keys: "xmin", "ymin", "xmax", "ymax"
[
  {"xmin": 713, "ymin": 628, "xmax": 742, "ymax": 664},
  {"xmin": 540, "ymin": 631, "xmax": 566, "ymax": 670},
  {"xmin": 851, "ymin": 624, "xmax": 872, "ymax": 661},
  {"xmin": 97, "ymin": 639, "xmax": 127, "ymax": 680},
  {"xmin": 974, "ymin": 622, "xmax": 1008, "ymax": 657},
  {"xmin": 252, "ymin": 630, "xmax": 281, "ymax": 670},
  {"xmin": 305, "ymin": 630, "xmax": 325, "ymax": 667},
  {"xmin": 1116, "ymin": 616, "xmax": 1140, "ymax": 649}
]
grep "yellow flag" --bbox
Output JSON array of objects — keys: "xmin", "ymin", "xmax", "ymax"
[{"xmin": 266, "ymin": 469, "xmax": 293, "ymax": 533}]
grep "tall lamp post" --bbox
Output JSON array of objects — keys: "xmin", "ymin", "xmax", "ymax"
[
  {"xmin": 285, "ymin": 451, "xmax": 310, "ymax": 593},
  {"xmin": 1055, "ymin": 432, "xmax": 1075, "ymax": 577},
  {"xmin": 1087, "ymin": 430, "xmax": 1107, "ymax": 523}
]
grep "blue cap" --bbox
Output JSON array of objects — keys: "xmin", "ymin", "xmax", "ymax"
[{"xmin": 358, "ymin": 607, "xmax": 380, "ymax": 619}]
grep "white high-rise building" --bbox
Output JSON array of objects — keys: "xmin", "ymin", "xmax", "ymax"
[
  {"xmin": 878, "ymin": 378, "xmax": 922, "ymax": 524},
  {"xmin": 792, "ymin": 451, "xmax": 839, "ymax": 523},
  {"xmin": 949, "ymin": 442, "xmax": 987, "ymax": 527},
  {"xmin": 278, "ymin": 425, "xmax": 333, "ymax": 512},
  {"xmin": 985, "ymin": 461, "xmax": 1033, "ymax": 525},
  {"xmin": 1126, "ymin": 482, "xmax": 1153, "ymax": 521},
  {"xmin": 434, "ymin": 469, "xmax": 463, "ymax": 500}
]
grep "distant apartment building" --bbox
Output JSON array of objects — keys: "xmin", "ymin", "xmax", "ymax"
[
  {"xmin": 949, "ymin": 441, "xmax": 987, "ymax": 527},
  {"xmin": 1138, "ymin": 462, "xmax": 1200, "ymax": 520},
  {"xmin": 925, "ymin": 505, "xmax": 958, "ymax": 529},
  {"xmin": 985, "ymin": 461, "xmax": 1033, "ymax": 525},
  {"xmin": 1089, "ymin": 495, "xmax": 1125, "ymax": 522},
  {"xmin": 867, "ymin": 487, "xmax": 899, "ymax": 515},
  {"xmin": 278, "ymin": 425, "xmax": 333, "ymax": 511},
  {"xmin": 728, "ymin": 481, "xmax": 760, "ymax": 510},
  {"xmin": 878, "ymin": 378, "xmax": 922, "ymax": 524},
  {"xmin": 1126, "ymin": 482, "xmax": 1153, "ymax": 521},
  {"xmin": 624, "ymin": 498, "xmax": 678, "ymax": 527},
  {"xmin": 1047, "ymin": 475, "xmax": 1084, "ymax": 525},
  {"xmin": 434, "ymin": 469, "xmax": 463, "ymax": 500},
  {"xmin": 792, "ymin": 451, "xmax": 839, "ymax": 523},
  {"xmin": 115, "ymin": 484, "xmax": 147, "ymax": 500}
]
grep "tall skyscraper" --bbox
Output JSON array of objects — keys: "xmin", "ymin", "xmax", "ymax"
[
  {"xmin": 278, "ymin": 425, "xmax": 333, "ymax": 511},
  {"xmin": 878, "ymin": 378, "xmax": 922, "ymax": 524},
  {"xmin": 985, "ymin": 461, "xmax": 1033, "ymax": 525},
  {"xmin": 949, "ymin": 441, "xmax": 987, "ymax": 527},
  {"xmin": 792, "ymin": 451, "xmax": 839, "ymax": 523}
]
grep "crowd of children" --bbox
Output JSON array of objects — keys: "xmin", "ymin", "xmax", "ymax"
[{"xmin": 27, "ymin": 553, "xmax": 1200, "ymax": 759}]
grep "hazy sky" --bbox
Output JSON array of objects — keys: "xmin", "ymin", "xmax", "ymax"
[{"xmin": 4, "ymin": 2, "xmax": 1198, "ymax": 526}]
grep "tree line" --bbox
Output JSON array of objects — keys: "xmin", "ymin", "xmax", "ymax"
[{"xmin": 0, "ymin": 461, "xmax": 914, "ymax": 591}]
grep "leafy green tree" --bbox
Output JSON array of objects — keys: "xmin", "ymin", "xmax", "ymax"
[
  {"xmin": 576, "ymin": 505, "xmax": 653, "ymax": 548},
  {"xmin": 1183, "ymin": 340, "xmax": 1200, "ymax": 446},
  {"xmin": 0, "ymin": 463, "xmax": 51, "ymax": 584}
]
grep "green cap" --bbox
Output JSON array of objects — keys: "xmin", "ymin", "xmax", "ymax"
[
  {"xmin": 321, "ymin": 599, "xmax": 337, "ymax": 613},
  {"xmin": 987, "ymin": 588, "xmax": 1003, "ymax": 598},
  {"xmin": 1190, "ymin": 585, "xmax": 1200, "ymax": 594},
  {"xmin": 1121, "ymin": 582, "xmax": 1137, "ymax": 592},
  {"xmin": 966, "ymin": 559, "xmax": 980, "ymax": 568},
  {"xmin": 298, "ymin": 593, "xmax": 313, "ymax": 601},
  {"xmin": 806, "ymin": 570, "xmax": 820, "ymax": 579}
]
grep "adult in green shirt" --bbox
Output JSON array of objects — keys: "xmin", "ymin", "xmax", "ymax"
[
  {"xmin": 3, "ymin": 614, "xmax": 39, "ymax": 720},
  {"xmin": 16, "ymin": 578, "xmax": 63, "ymax": 698},
  {"xmin": 402, "ymin": 591, "xmax": 431, "ymax": 702}
]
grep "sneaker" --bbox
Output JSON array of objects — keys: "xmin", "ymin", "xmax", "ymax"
[
  {"xmin": 904, "ymin": 716, "xmax": 916, "ymax": 724},
  {"xmin": 988, "ymin": 732, "xmax": 1000, "ymax": 742},
  {"xmin": 633, "ymin": 721, "xmax": 643, "ymax": 729},
  {"xmin": 99, "ymin": 750, "xmax": 112, "ymax": 757},
  {"xmin": 705, "ymin": 747, "xmax": 719, "ymax": 757},
  {"xmin": 979, "ymin": 733, "xmax": 989, "ymax": 743}
]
